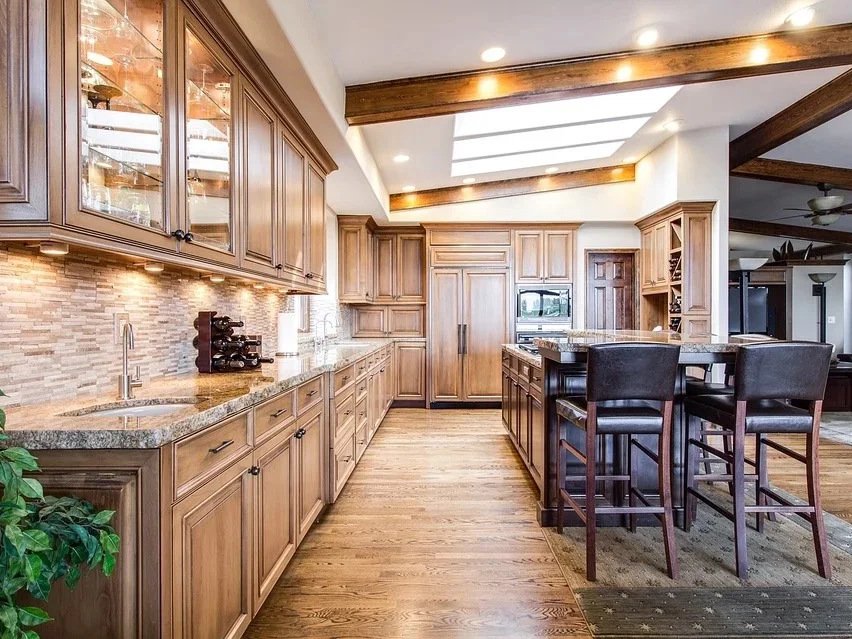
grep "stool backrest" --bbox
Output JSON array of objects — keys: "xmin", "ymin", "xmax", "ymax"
[
  {"xmin": 734, "ymin": 341, "xmax": 833, "ymax": 401},
  {"xmin": 586, "ymin": 343, "xmax": 681, "ymax": 402}
]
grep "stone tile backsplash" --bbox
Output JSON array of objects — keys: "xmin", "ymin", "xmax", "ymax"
[{"xmin": 0, "ymin": 244, "xmax": 305, "ymax": 405}]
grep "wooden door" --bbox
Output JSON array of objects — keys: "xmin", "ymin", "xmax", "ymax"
[
  {"xmin": 429, "ymin": 269, "xmax": 464, "ymax": 401},
  {"xmin": 653, "ymin": 222, "xmax": 668, "ymax": 286},
  {"xmin": 529, "ymin": 393, "xmax": 545, "ymax": 488},
  {"xmin": 462, "ymin": 269, "xmax": 510, "ymax": 401},
  {"xmin": 373, "ymin": 234, "xmax": 396, "ymax": 302},
  {"xmin": 171, "ymin": 454, "xmax": 253, "ymax": 639},
  {"xmin": 514, "ymin": 231, "xmax": 544, "ymax": 282},
  {"xmin": 306, "ymin": 163, "xmax": 325, "ymax": 287},
  {"xmin": 296, "ymin": 407, "xmax": 324, "ymax": 542},
  {"xmin": 241, "ymin": 83, "xmax": 278, "ymax": 276},
  {"xmin": 395, "ymin": 342, "xmax": 426, "ymax": 401},
  {"xmin": 396, "ymin": 234, "xmax": 426, "ymax": 302},
  {"xmin": 280, "ymin": 131, "xmax": 306, "ymax": 281},
  {"xmin": 252, "ymin": 430, "xmax": 295, "ymax": 610},
  {"xmin": 585, "ymin": 251, "xmax": 636, "ymax": 330},
  {"xmin": 640, "ymin": 228, "xmax": 655, "ymax": 289},
  {"xmin": 387, "ymin": 306, "xmax": 424, "ymax": 336},
  {"xmin": 544, "ymin": 231, "xmax": 574, "ymax": 283},
  {"xmin": 352, "ymin": 307, "xmax": 387, "ymax": 337}
]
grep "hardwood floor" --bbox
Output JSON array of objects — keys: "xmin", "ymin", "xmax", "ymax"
[{"xmin": 244, "ymin": 408, "xmax": 590, "ymax": 638}]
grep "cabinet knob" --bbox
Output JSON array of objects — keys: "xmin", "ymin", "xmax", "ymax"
[
  {"xmin": 171, "ymin": 229, "xmax": 186, "ymax": 241},
  {"xmin": 294, "ymin": 427, "xmax": 306, "ymax": 439},
  {"xmin": 306, "ymin": 273, "xmax": 314, "ymax": 279},
  {"xmin": 248, "ymin": 465, "xmax": 261, "ymax": 476},
  {"xmin": 275, "ymin": 264, "xmax": 283, "ymax": 270},
  {"xmin": 184, "ymin": 232, "xmax": 194, "ymax": 243}
]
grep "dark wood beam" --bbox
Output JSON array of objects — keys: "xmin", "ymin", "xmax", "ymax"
[
  {"xmin": 389, "ymin": 165, "xmax": 634, "ymax": 211},
  {"xmin": 730, "ymin": 217, "xmax": 852, "ymax": 245},
  {"xmin": 346, "ymin": 23, "xmax": 852, "ymax": 125},
  {"xmin": 810, "ymin": 243, "xmax": 852, "ymax": 257},
  {"xmin": 731, "ymin": 158, "xmax": 852, "ymax": 191},
  {"xmin": 730, "ymin": 69, "xmax": 852, "ymax": 168}
]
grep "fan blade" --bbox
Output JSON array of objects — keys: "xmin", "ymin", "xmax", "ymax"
[
  {"xmin": 768, "ymin": 213, "xmax": 810, "ymax": 221},
  {"xmin": 837, "ymin": 203, "xmax": 852, "ymax": 211},
  {"xmin": 782, "ymin": 208, "xmax": 812, "ymax": 212}
]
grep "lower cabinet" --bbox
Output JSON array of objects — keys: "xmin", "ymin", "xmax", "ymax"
[
  {"xmin": 501, "ymin": 349, "xmax": 545, "ymax": 494},
  {"xmin": 394, "ymin": 341, "xmax": 426, "ymax": 402},
  {"xmin": 296, "ymin": 405, "xmax": 325, "ymax": 542},
  {"xmin": 171, "ymin": 454, "xmax": 254, "ymax": 639}
]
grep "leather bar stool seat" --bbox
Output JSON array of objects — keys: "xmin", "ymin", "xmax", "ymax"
[
  {"xmin": 685, "ymin": 378, "xmax": 733, "ymax": 396},
  {"xmin": 685, "ymin": 395, "xmax": 812, "ymax": 434},
  {"xmin": 557, "ymin": 398, "xmax": 664, "ymax": 434}
]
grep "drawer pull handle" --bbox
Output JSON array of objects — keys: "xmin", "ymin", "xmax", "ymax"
[
  {"xmin": 533, "ymin": 377, "xmax": 541, "ymax": 382},
  {"xmin": 344, "ymin": 410, "xmax": 352, "ymax": 416},
  {"xmin": 209, "ymin": 440, "xmax": 234, "ymax": 454},
  {"xmin": 380, "ymin": 368, "xmax": 385, "ymax": 372},
  {"xmin": 306, "ymin": 390, "xmax": 318, "ymax": 397},
  {"xmin": 341, "ymin": 375, "xmax": 350, "ymax": 381},
  {"xmin": 271, "ymin": 408, "xmax": 289, "ymax": 418},
  {"xmin": 360, "ymin": 412, "xmax": 366, "ymax": 417},
  {"xmin": 294, "ymin": 428, "xmax": 306, "ymax": 439},
  {"xmin": 343, "ymin": 456, "xmax": 352, "ymax": 463}
]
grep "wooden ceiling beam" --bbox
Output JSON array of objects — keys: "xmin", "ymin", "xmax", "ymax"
[
  {"xmin": 389, "ymin": 165, "xmax": 634, "ymax": 211},
  {"xmin": 345, "ymin": 23, "xmax": 852, "ymax": 125},
  {"xmin": 731, "ymin": 158, "xmax": 852, "ymax": 191},
  {"xmin": 729, "ymin": 69, "xmax": 852, "ymax": 168},
  {"xmin": 730, "ymin": 217, "xmax": 852, "ymax": 245}
]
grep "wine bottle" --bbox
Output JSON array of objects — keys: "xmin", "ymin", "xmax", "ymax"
[
  {"xmin": 242, "ymin": 354, "xmax": 274, "ymax": 368},
  {"xmin": 211, "ymin": 353, "xmax": 246, "ymax": 371},
  {"xmin": 211, "ymin": 316, "xmax": 244, "ymax": 332}
]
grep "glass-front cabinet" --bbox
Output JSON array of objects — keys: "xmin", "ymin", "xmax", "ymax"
[
  {"xmin": 67, "ymin": 0, "xmax": 177, "ymax": 250},
  {"xmin": 180, "ymin": 15, "xmax": 237, "ymax": 263}
]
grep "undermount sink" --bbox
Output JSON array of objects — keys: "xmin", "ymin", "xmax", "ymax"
[{"xmin": 62, "ymin": 399, "xmax": 199, "ymax": 418}]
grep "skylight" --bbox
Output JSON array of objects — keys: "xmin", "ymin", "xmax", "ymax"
[{"xmin": 450, "ymin": 85, "xmax": 681, "ymax": 177}]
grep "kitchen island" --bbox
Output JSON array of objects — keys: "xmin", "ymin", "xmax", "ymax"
[{"xmin": 507, "ymin": 330, "xmax": 744, "ymax": 527}]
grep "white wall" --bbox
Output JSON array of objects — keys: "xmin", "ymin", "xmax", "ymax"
[
  {"xmin": 845, "ymin": 260, "xmax": 852, "ymax": 352},
  {"xmin": 789, "ymin": 265, "xmax": 845, "ymax": 351},
  {"xmin": 573, "ymin": 223, "xmax": 642, "ymax": 329},
  {"xmin": 635, "ymin": 135, "xmax": 678, "ymax": 216}
]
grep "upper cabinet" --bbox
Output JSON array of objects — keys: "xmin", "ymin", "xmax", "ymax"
[
  {"xmin": 338, "ymin": 216, "xmax": 375, "ymax": 303},
  {"xmin": 0, "ymin": 0, "xmax": 336, "ymax": 290},
  {"xmin": 639, "ymin": 220, "xmax": 669, "ymax": 292},
  {"xmin": 513, "ymin": 229, "xmax": 575, "ymax": 284}
]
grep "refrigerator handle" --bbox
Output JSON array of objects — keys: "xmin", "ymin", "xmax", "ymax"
[
  {"xmin": 462, "ymin": 324, "xmax": 468, "ymax": 355},
  {"xmin": 457, "ymin": 324, "xmax": 463, "ymax": 355}
]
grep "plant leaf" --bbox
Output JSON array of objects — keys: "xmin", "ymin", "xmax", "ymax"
[
  {"xmin": 20, "ymin": 529, "xmax": 50, "ymax": 553},
  {"xmin": 23, "ymin": 554, "xmax": 42, "ymax": 582},
  {"xmin": 1, "ymin": 449, "xmax": 39, "ymax": 472},
  {"xmin": 0, "ymin": 605, "xmax": 15, "ymax": 629},
  {"xmin": 102, "ymin": 551, "xmax": 116, "ymax": 577},
  {"xmin": 4, "ymin": 524, "xmax": 23, "ymax": 556},
  {"xmin": 16, "ymin": 607, "xmax": 51, "ymax": 627},
  {"xmin": 91, "ymin": 509, "xmax": 115, "ymax": 526},
  {"xmin": 99, "ymin": 531, "xmax": 120, "ymax": 555},
  {"xmin": 17, "ymin": 479, "xmax": 42, "ymax": 501}
]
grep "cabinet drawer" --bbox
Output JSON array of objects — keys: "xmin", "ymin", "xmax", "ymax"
[
  {"xmin": 334, "ymin": 365, "xmax": 355, "ymax": 394},
  {"xmin": 333, "ymin": 391, "xmax": 356, "ymax": 442},
  {"xmin": 355, "ymin": 357, "xmax": 369, "ymax": 380},
  {"xmin": 333, "ymin": 430, "xmax": 357, "ymax": 498},
  {"xmin": 355, "ymin": 376, "xmax": 368, "ymax": 402},
  {"xmin": 296, "ymin": 376, "xmax": 323, "ymax": 416},
  {"xmin": 355, "ymin": 422, "xmax": 367, "ymax": 462},
  {"xmin": 356, "ymin": 397, "xmax": 368, "ymax": 431},
  {"xmin": 173, "ymin": 411, "xmax": 252, "ymax": 500},
  {"xmin": 430, "ymin": 247, "xmax": 511, "ymax": 267},
  {"xmin": 253, "ymin": 389, "xmax": 295, "ymax": 444}
]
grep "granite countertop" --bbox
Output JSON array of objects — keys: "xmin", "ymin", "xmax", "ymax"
[
  {"xmin": 534, "ymin": 329, "xmax": 752, "ymax": 354},
  {"xmin": 503, "ymin": 344, "xmax": 542, "ymax": 367},
  {"xmin": 4, "ymin": 339, "xmax": 397, "ymax": 450}
]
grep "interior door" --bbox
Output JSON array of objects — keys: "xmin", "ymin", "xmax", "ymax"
[
  {"xmin": 462, "ymin": 268, "xmax": 510, "ymax": 401},
  {"xmin": 585, "ymin": 251, "xmax": 636, "ymax": 330},
  {"xmin": 429, "ymin": 269, "xmax": 463, "ymax": 401}
]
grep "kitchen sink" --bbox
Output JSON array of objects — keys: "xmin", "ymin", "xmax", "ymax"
[{"xmin": 61, "ymin": 399, "xmax": 199, "ymax": 418}]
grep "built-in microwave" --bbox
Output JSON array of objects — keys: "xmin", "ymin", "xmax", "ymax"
[{"xmin": 515, "ymin": 285, "xmax": 572, "ymax": 324}]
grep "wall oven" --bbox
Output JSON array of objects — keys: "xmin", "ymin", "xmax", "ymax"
[{"xmin": 516, "ymin": 285, "xmax": 572, "ymax": 325}]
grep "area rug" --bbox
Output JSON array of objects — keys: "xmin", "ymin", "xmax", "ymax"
[{"xmin": 821, "ymin": 412, "xmax": 852, "ymax": 448}]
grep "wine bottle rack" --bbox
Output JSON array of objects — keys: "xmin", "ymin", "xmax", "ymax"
[{"xmin": 193, "ymin": 311, "xmax": 274, "ymax": 373}]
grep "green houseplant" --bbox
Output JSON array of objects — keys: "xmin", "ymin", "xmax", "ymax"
[{"xmin": 0, "ymin": 390, "xmax": 119, "ymax": 639}]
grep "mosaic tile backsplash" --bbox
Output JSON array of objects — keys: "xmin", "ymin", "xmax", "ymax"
[{"xmin": 0, "ymin": 244, "xmax": 347, "ymax": 405}]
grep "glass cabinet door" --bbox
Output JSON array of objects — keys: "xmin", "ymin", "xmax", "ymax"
[
  {"xmin": 78, "ymin": 0, "xmax": 166, "ymax": 232},
  {"xmin": 183, "ymin": 25, "xmax": 233, "ymax": 253}
]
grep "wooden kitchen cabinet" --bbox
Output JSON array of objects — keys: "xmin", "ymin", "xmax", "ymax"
[
  {"xmin": 338, "ymin": 216, "xmax": 376, "ymax": 302},
  {"xmin": 373, "ymin": 234, "xmax": 396, "ymax": 302},
  {"xmin": 374, "ymin": 231, "xmax": 426, "ymax": 303},
  {"xmin": 543, "ymin": 231, "xmax": 574, "ymax": 282},
  {"xmin": 513, "ymin": 229, "xmax": 575, "ymax": 284},
  {"xmin": 514, "ymin": 231, "xmax": 544, "ymax": 282},
  {"xmin": 500, "ymin": 349, "xmax": 544, "ymax": 494},
  {"xmin": 296, "ymin": 404, "xmax": 325, "ymax": 542},
  {"xmin": 171, "ymin": 453, "xmax": 254, "ymax": 639},
  {"xmin": 394, "ymin": 342, "xmax": 426, "ymax": 401},
  {"xmin": 352, "ymin": 306, "xmax": 424, "ymax": 337},
  {"xmin": 640, "ymin": 221, "xmax": 669, "ymax": 291},
  {"xmin": 0, "ymin": 0, "xmax": 335, "ymax": 290}
]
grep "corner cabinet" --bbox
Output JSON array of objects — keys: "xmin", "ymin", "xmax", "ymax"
[{"xmin": 0, "ymin": 0, "xmax": 335, "ymax": 291}]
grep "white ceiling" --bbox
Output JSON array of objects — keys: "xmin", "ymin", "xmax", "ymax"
[
  {"xmin": 763, "ymin": 108, "xmax": 852, "ymax": 168},
  {"xmin": 363, "ymin": 68, "xmax": 846, "ymax": 193},
  {"xmin": 307, "ymin": 0, "xmax": 852, "ymax": 85}
]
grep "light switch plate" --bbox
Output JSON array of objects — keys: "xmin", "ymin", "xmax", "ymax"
[
  {"xmin": 827, "ymin": 316, "xmax": 836, "ymax": 324},
  {"xmin": 114, "ymin": 312, "xmax": 130, "ymax": 344}
]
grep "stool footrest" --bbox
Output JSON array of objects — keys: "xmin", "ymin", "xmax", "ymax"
[
  {"xmin": 688, "ymin": 438, "xmax": 756, "ymax": 467},
  {"xmin": 559, "ymin": 439, "xmax": 587, "ymax": 465},
  {"xmin": 763, "ymin": 438, "xmax": 807, "ymax": 464},
  {"xmin": 630, "ymin": 439, "xmax": 659, "ymax": 463}
]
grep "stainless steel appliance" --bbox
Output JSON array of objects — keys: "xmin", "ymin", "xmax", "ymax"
[
  {"xmin": 515, "ymin": 323, "xmax": 573, "ymax": 353},
  {"xmin": 516, "ymin": 285, "xmax": 572, "ymax": 325}
]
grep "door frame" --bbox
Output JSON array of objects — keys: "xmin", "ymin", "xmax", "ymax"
[{"xmin": 583, "ymin": 249, "xmax": 640, "ymax": 330}]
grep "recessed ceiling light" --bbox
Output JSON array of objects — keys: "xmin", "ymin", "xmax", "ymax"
[
  {"xmin": 480, "ymin": 47, "xmax": 506, "ymax": 63},
  {"xmin": 545, "ymin": 167, "xmax": 559, "ymax": 174},
  {"xmin": 463, "ymin": 177, "xmax": 476, "ymax": 184},
  {"xmin": 401, "ymin": 185, "xmax": 416, "ymax": 193},
  {"xmin": 253, "ymin": 283, "xmax": 265, "ymax": 290},
  {"xmin": 750, "ymin": 45, "xmax": 770, "ymax": 64},
  {"xmin": 452, "ymin": 141, "xmax": 622, "ymax": 176},
  {"xmin": 663, "ymin": 118, "xmax": 683, "ymax": 133},
  {"xmin": 454, "ymin": 85, "xmax": 681, "ymax": 137},
  {"xmin": 616, "ymin": 64, "xmax": 633, "ymax": 81},
  {"xmin": 143, "ymin": 262, "xmax": 165, "ymax": 273},
  {"xmin": 636, "ymin": 28, "xmax": 659, "ymax": 48},
  {"xmin": 392, "ymin": 154, "xmax": 410, "ymax": 164},
  {"xmin": 623, "ymin": 156, "xmax": 637, "ymax": 163},
  {"xmin": 39, "ymin": 241, "xmax": 69, "ymax": 256},
  {"xmin": 786, "ymin": 6, "xmax": 815, "ymax": 27},
  {"xmin": 208, "ymin": 274, "xmax": 225, "ymax": 283}
]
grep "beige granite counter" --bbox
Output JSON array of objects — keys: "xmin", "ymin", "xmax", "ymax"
[
  {"xmin": 503, "ymin": 344, "xmax": 542, "ymax": 367},
  {"xmin": 4, "ymin": 339, "xmax": 399, "ymax": 450},
  {"xmin": 535, "ymin": 329, "xmax": 745, "ymax": 354}
]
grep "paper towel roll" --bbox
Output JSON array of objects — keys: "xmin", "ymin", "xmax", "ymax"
[{"xmin": 277, "ymin": 311, "xmax": 299, "ymax": 356}]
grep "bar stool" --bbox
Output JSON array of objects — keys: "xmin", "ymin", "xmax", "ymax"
[
  {"xmin": 555, "ymin": 342, "xmax": 681, "ymax": 581},
  {"xmin": 686, "ymin": 363, "xmax": 736, "ymax": 485},
  {"xmin": 684, "ymin": 341, "xmax": 833, "ymax": 580}
]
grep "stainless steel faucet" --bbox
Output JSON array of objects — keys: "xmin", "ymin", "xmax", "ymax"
[
  {"xmin": 118, "ymin": 322, "xmax": 143, "ymax": 400},
  {"xmin": 314, "ymin": 312, "xmax": 337, "ymax": 349}
]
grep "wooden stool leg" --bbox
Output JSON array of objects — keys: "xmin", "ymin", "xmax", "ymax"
[
  {"xmin": 723, "ymin": 432, "xmax": 735, "ymax": 497},
  {"xmin": 557, "ymin": 435, "xmax": 565, "ymax": 534},
  {"xmin": 684, "ymin": 414, "xmax": 699, "ymax": 531},
  {"xmin": 806, "ymin": 430, "xmax": 832, "ymax": 580},
  {"xmin": 733, "ymin": 412, "xmax": 749, "ymax": 580},
  {"xmin": 627, "ymin": 435, "xmax": 637, "ymax": 533},
  {"xmin": 700, "ymin": 422, "xmax": 713, "ymax": 476},
  {"xmin": 659, "ymin": 402, "xmax": 679, "ymax": 579},
  {"xmin": 756, "ymin": 434, "xmax": 767, "ymax": 533},
  {"xmin": 585, "ymin": 423, "xmax": 597, "ymax": 582}
]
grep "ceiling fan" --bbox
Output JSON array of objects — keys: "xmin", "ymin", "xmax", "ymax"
[{"xmin": 770, "ymin": 183, "xmax": 852, "ymax": 226}]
